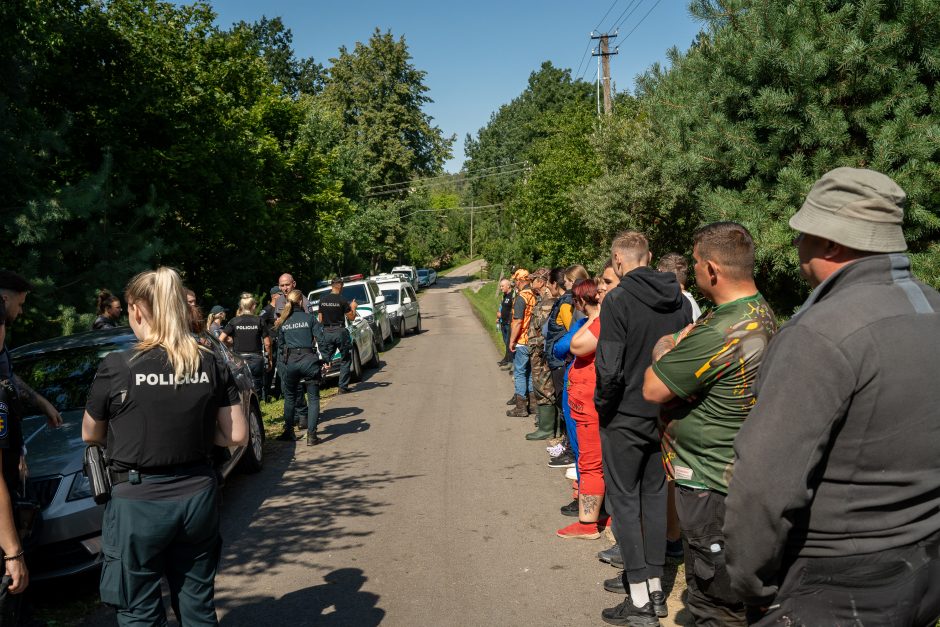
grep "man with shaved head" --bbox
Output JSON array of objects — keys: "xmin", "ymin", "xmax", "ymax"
[{"xmin": 273, "ymin": 272, "xmax": 310, "ymax": 435}]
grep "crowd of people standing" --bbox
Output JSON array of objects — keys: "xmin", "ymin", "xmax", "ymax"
[{"xmin": 496, "ymin": 167, "xmax": 940, "ymax": 627}]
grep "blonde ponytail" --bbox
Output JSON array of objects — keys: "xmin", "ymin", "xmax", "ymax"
[
  {"xmin": 273, "ymin": 290, "xmax": 304, "ymax": 330},
  {"xmin": 125, "ymin": 267, "xmax": 204, "ymax": 380},
  {"xmin": 237, "ymin": 293, "xmax": 257, "ymax": 316}
]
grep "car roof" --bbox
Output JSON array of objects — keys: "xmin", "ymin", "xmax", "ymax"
[{"xmin": 10, "ymin": 327, "xmax": 138, "ymax": 358}]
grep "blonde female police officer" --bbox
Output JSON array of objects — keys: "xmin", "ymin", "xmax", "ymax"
[
  {"xmin": 82, "ymin": 267, "xmax": 247, "ymax": 626},
  {"xmin": 274, "ymin": 289, "xmax": 323, "ymax": 445}
]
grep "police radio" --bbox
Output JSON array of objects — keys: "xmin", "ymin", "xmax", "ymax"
[{"xmin": 83, "ymin": 445, "xmax": 112, "ymax": 504}]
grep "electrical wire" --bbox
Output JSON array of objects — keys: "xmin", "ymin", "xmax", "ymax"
[
  {"xmin": 619, "ymin": 0, "xmax": 663, "ymax": 40},
  {"xmin": 365, "ymin": 167, "xmax": 529, "ymax": 198},
  {"xmin": 594, "ymin": 0, "xmax": 620, "ymax": 31},
  {"xmin": 365, "ymin": 161, "xmax": 527, "ymax": 194},
  {"xmin": 610, "ymin": 0, "xmax": 643, "ymax": 34}
]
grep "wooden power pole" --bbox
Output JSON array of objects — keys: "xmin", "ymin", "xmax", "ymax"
[{"xmin": 591, "ymin": 32, "xmax": 618, "ymax": 116}]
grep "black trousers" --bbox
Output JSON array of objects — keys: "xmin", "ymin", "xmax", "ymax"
[
  {"xmin": 753, "ymin": 530, "xmax": 940, "ymax": 627},
  {"xmin": 600, "ymin": 416, "xmax": 666, "ymax": 583},
  {"xmin": 675, "ymin": 486, "xmax": 746, "ymax": 627},
  {"xmin": 0, "ymin": 571, "xmax": 22, "ymax": 626}
]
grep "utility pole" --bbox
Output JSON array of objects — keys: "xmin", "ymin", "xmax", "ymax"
[
  {"xmin": 591, "ymin": 31, "xmax": 618, "ymax": 116},
  {"xmin": 469, "ymin": 201, "xmax": 474, "ymax": 260}
]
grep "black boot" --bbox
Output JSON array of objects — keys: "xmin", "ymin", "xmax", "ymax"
[{"xmin": 506, "ymin": 394, "xmax": 517, "ymax": 405}]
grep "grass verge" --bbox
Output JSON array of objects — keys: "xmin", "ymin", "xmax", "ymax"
[{"xmin": 461, "ymin": 280, "xmax": 503, "ymax": 353}]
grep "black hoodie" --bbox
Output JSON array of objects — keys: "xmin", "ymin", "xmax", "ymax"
[{"xmin": 594, "ymin": 266, "xmax": 691, "ymax": 436}]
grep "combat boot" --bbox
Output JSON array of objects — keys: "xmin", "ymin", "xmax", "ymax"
[
  {"xmin": 506, "ymin": 394, "xmax": 529, "ymax": 417},
  {"xmin": 526, "ymin": 404, "xmax": 556, "ymax": 440},
  {"xmin": 506, "ymin": 395, "xmax": 517, "ymax": 405}
]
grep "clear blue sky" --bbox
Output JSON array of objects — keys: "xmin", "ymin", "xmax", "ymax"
[{"xmin": 208, "ymin": 0, "xmax": 704, "ymax": 172}]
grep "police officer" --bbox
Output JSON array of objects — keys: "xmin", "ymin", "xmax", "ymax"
[
  {"xmin": 274, "ymin": 274, "xmax": 309, "ymax": 422},
  {"xmin": 218, "ymin": 293, "xmax": 271, "ymax": 400},
  {"xmin": 317, "ymin": 277, "xmax": 357, "ymax": 393},
  {"xmin": 273, "ymin": 289, "xmax": 323, "ymax": 445},
  {"xmin": 81, "ymin": 267, "xmax": 247, "ymax": 626},
  {"xmin": 259, "ymin": 287, "xmax": 281, "ymax": 402},
  {"xmin": 92, "ymin": 289, "xmax": 122, "ymax": 330}
]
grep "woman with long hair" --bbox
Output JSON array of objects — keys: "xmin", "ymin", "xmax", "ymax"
[
  {"xmin": 82, "ymin": 267, "xmax": 247, "ymax": 625},
  {"xmin": 556, "ymin": 277, "xmax": 608, "ymax": 539},
  {"xmin": 273, "ymin": 289, "xmax": 323, "ymax": 445},
  {"xmin": 219, "ymin": 293, "xmax": 271, "ymax": 400},
  {"xmin": 92, "ymin": 289, "xmax": 123, "ymax": 330}
]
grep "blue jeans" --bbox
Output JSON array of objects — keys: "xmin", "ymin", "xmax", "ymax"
[
  {"xmin": 512, "ymin": 344, "xmax": 533, "ymax": 397},
  {"xmin": 562, "ymin": 361, "xmax": 579, "ymax": 480},
  {"xmin": 500, "ymin": 323, "xmax": 511, "ymax": 359}
]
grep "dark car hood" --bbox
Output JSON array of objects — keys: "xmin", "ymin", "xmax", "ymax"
[{"xmin": 23, "ymin": 409, "xmax": 86, "ymax": 478}]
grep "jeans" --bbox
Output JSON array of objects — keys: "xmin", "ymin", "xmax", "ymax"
[
  {"xmin": 512, "ymin": 344, "xmax": 533, "ymax": 397},
  {"xmin": 500, "ymin": 322, "xmax": 511, "ymax": 361}
]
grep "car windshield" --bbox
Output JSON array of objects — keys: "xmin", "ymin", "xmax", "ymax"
[
  {"xmin": 381, "ymin": 289, "xmax": 399, "ymax": 305},
  {"xmin": 13, "ymin": 342, "xmax": 132, "ymax": 411},
  {"xmin": 417, "ymin": 270, "xmax": 429, "ymax": 277},
  {"xmin": 341, "ymin": 284, "xmax": 368, "ymax": 303}
]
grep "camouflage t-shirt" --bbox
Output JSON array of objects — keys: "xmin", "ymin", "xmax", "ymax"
[{"xmin": 653, "ymin": 293, "xmax": 777, "ymax": 493}]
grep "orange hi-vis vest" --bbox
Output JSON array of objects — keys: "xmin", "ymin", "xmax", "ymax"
[{"xmin": 516, "ymin": 288, "xmax": 537, "ymax": 345}]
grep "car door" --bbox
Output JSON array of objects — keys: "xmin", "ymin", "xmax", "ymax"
[{"xmin": 404, "ymin": 285, "xmax": 419, "ymax": 327}]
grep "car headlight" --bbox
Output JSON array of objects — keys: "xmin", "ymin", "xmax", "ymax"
[
  {"xmin": 67, "ymin": 471, "xmax": 93, "ymax": 502},
  {"xmin": 364, "ymin": 313, "xmax": 375, "ymax": 324}
]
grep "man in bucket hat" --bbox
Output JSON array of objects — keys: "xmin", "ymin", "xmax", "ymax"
[
  {"xmin": 724, "ymin": 168, "xmax": 940, "ymax": 626},
  {"xmin": 506, "ymin": 268, "xmax": 537, "ymax": 417}
]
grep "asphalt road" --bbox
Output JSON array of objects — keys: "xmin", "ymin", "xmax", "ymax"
[{"xmin": 69, "ymin": 259, "xmax": 690, "ymax": 626}]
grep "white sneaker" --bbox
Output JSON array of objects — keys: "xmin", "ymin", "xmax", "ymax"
[
  {"xmin": 546, "ymin": 443, "xmax": 564, "ymax": 457},
  {"xmin": 565, "ymin": 467, "xmax": 577, "ymax": 481}
]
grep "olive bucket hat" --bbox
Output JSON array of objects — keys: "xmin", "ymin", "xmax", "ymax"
[{"xmin": 789, "ymin": 167, "xmax": 907, "ymax": 253}]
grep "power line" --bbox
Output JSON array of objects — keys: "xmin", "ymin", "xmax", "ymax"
[
  {"xmin": 594, "ymin": 0, "xmax": 620, "ymax": 31},
  {"xmin": 610, "ymin": 0, "xmax": 643, "ymax": 33},
  {"xmin": 574, "ymin": 39, "xmax": 593, "ymax": 80},
  {"xmin": 619, "ymin": 0, "xmax": 664, "ymax": 41},
  {"xmin": 365, "ymin": 167, "xmax": 530, "ymax": 198},
  {"xmin": 365, "ymin": 161, "xmax": 527, "ymax": 194},
  {"xmin": 402, "ymin": 204, "xmax": 502, "ymax": 219}
]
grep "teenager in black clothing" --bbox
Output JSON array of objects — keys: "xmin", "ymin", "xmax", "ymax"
[
  {"xmin": 496, "ymin": 279, "xmax": 513, "ymax": 366},
  {"xmin": 219, "ymin": 294, "xmax": 271, "ymax": 399}
]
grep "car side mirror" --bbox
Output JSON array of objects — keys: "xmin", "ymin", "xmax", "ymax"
[
  {"xmin": 403, "ymin": 297, "xmax": 412, "ymax": 304},
  {"xmin": 375, "ymin": 295, "xmax": 385, "ymax": 305}
]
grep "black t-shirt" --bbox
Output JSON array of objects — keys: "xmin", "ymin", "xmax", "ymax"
[
  {"xmin": 85, "ymin": 346, "xmax": 240, "ymax": 471},
  {"xmin": 92, "ymin": 315, "xmax": 116, "ymax": 330},
  {"xmin": 222, "ymin": 315, "xmax": 268, "ymax": 354},
  {"xmin": 318, "ymin": 293, "xmax": 350, "ymax": 327},
  {"xmin": 0, "ymin": 379, "xmax": 23, "ymax": 497},
  {"xmin": 278, "ymin": 310, "xmax": 321, "ymax": 351},
  {"xmin": 499, "ymin": 291, "xmax": 513, "ymax": 322}
]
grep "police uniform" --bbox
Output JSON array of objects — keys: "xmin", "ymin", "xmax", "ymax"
[
  {"xmin": 221, "ymin": 314, "xmax": 268, "ymax": 399},
  {"xmin": 92, "ymin": 315, "xmax": 117, "ymax": 330},
  {"xmin": 259, "ymin": 295, "xmax": 279, "ymax": 401},
  {"xmin": 317, "ymin": 292, "xmax": 352, "ymax": 391},
  {"xmin": 0, "ymin": 378, "xmax": 24, "ymax": 625},
  {"xmin": 85, "ymin": 347, "xmax": 240, "ymax": 626},
  {"xmin": 277, "ymin": 305, "xmax": 323, "ymax": 443},
  {"xmin": 274, "ymin": 291, "xmax": 310, "ymax": 422}
]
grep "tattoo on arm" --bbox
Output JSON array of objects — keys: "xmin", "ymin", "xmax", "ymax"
[
  {"xmin": 11, "ymin": 374, "xmax": 39, "ymax": 409},
  {"xmin": 652, "ymin": 334, "xmax": 677, "ymax": 361},
  {"xmin": 580, "ymin": 494, "xmax": 600, "ymax": 516}
]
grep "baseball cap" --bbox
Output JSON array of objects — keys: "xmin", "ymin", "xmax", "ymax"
[
  {"xmin": 531, "ymin": 267, "xmax": 550, "ymax": 280},
  {"xmin": 269, "ymin": 286, "xmax": 281, "ymax": 296},
  {"xmin": 512, "ymin": 268, "xmax": 530, "ymax": 281},
  {"xmin": 209, "ymin": 305, "xmax": 228, "ymax": 315},
  {"xmin": 790, "ymin": 167, "xmax": 907, "ymax": 253},
  {"xmin": 330, "ymin": 276, "xmax": 344, "ymax": 285}
]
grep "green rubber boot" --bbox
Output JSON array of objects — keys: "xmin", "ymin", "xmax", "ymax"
[{"xmin": 526, "ymin": 404, "xmax": 556, "ymax": 440}]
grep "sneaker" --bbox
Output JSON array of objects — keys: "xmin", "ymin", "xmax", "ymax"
[
  {"xmin": 650, "ymin": 590, "xmax": 667, "ymax": 618},
  {"xmin": 597, "ymin": 544, "xmax": 624, "ymax": 567},
  {"xmin": 601, "ymin": 597, "xmax": 660, "ymax": 626},
  {"xmin": 556, "ymin": 520, "xmax": 601, "ymax": 540},
  {"xmin": 666, "ymin": 538, "xmax": 684, "ymax": 559},
  {"xmin": 565, "ymin": 467, "xmax": 577, "ymax": 481},
  {"xmin": 546, "ymin": 443, "xmax": 564, "ymax": 457},
  {"xmin": 338, "ymin": 387, "xmax": 353, "ymax": 394},
  {"xmin": 306, "ymin": 434, "xmax": 321, "ymax": 446},
  {"xmin": 560, "ymin": 499, "xmax": 579, "ymax": 517},
  {"xmin": 548, "ymin": 451, "xmax": 575, "ymax": 468},
  {"xmin": 604, "ymin": 571, "xmax": 625, "ymax": 594}
]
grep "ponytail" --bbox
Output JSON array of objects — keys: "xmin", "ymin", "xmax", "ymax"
[
  {"xmin": 97, "ymin": 289, "xmax": 118, "ymax": 315},
  {"xmin": 125, "ymin": 267, "xmax": 203, "ymax": 380},
  {"xmin": 237, "ymin": 293, "xmax": 257, "ymax": 316},
  {"xmin": 273, "ymin": 290, "xmax": 304, "ymax": 330}
]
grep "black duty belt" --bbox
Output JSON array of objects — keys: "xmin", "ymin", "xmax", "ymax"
[
  {"xmin": 110, "ymin": 461, "xmax": 211, "ymax": 485},
  {"xmin": 323, "ymin": 325, "xmax": 344, "ymax": 331},
  {"xmin": 285, "ymin": 347, "xmax": 315, "ymax": 353},
  {"xmin": 238, "ymin": 351, "xmax": 262, "ymax": 357}
]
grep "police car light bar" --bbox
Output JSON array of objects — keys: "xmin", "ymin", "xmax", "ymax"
[{"xmin": 343, "ymin": 273, "xmax": 364, "ymax": 282}]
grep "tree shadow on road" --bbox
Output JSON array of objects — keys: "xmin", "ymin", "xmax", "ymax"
[
  {"xmin": 214, "ymin": 447, "xmax": 421, "ymax": 613},
  {"xmin": 219, "ymin": 567, "xmax": 383, "ymax": 627}
]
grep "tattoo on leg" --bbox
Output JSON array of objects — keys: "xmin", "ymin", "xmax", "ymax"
[{"xmin": 581, "ymin": 494, "xmax": 600, "ymax": 516}]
